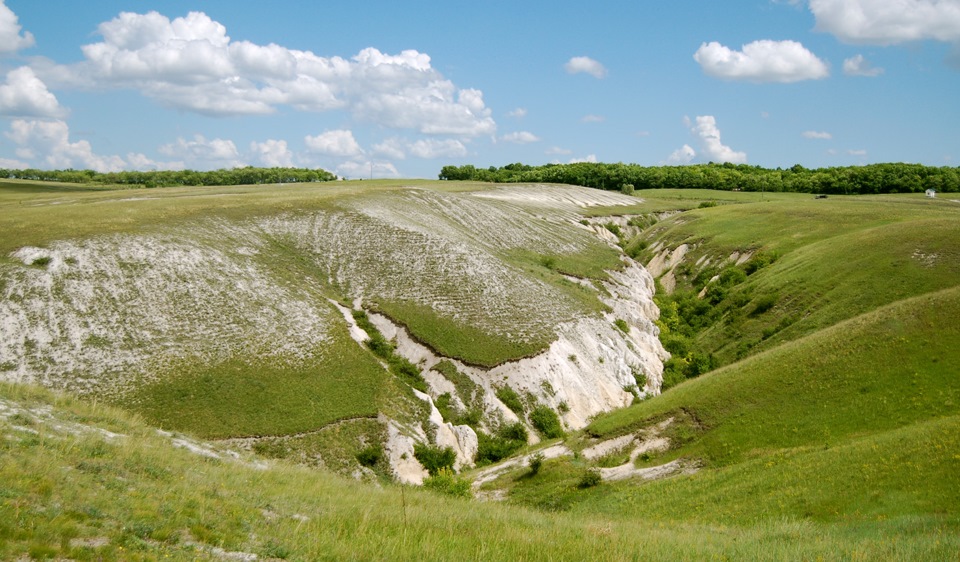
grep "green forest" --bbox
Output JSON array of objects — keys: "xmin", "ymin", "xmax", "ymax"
[
  {"xmin": 439, "ymin": 161, "xmax": 960, "ymax": 195},
  {"xmin": 0, "ymin": 166, "xmax": 336, "ymax": 188}
]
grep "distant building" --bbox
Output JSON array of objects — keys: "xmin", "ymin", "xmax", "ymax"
[{"xmin": 925, "ymin": 189, "xmax": 937, "ymax": 198}]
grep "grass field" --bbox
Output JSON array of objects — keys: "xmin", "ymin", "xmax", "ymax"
[
  {"xmin": 470, "ymin": 190, "xmax": 960, "ymax": 560},
  {"xmin": 3, "ymin": 382, "xmax": 958, "ymax": 561}
]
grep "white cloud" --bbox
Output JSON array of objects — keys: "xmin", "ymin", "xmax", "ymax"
[
  {"xmin": 545, "ymin": 146, "xmax": 572, "ymax": 155},
  {"xmin": 125, "ymin": 152, "xmax": 184, "ymax": 171},
  {"xmin": 38, "ymin": 10, "xmax": 495, "ymax": 135},
  {"xmin": 336, "ymin": 160, "xmax": 399, "ymax": 180},
  {"xmin": 666, "ymin": 144, "xmax": 696, "ymax": 165},
  {"xmin": 501, "ymin": 131, "xmax": 540, "ymax": 144},
  {"xmin": 0, "ymin": 156, "xmax": 28, "ymax": 168},
  {"xmin": 507, "ymin": 107, "xmax": 527, "ymax": 118},
  {"xmin": 581, "ymin": 114, "xmax": 605, "ymax": 123},
  {"xmin": 407, "ymin": 138, "xmax": 467, "ymax": 159},
  {"xmin": 569, "ymin": 154, "xmax": 598, "ymax": 163},
  {"xmin": 304, "ymin": 130, "xmax": 363, "ymax": 157},
  {"xmin": 0, "ymin": 67, "xmax": 66, "ymax": 118},
  {"xmin": 4, "ymin": 119, "xmax": 125, "ymax": 172},
  {"xmin": 565, "ymin": 56, "xmax": 608, "ymax": 78},
  {"xmin": 848, "ymin": 148, "xmax": 868, "ymax": 156},
  {"xmin": 694, "ymin": 40, "xmax": 830, "ymax": 83},
  {"xmin": 810, "ymin": 0, "xmax": 960, "ymax": 45},
  {"xmin": 0, "ymin": 1, "xmax": 34, "ymax": 54},
  {"xmin": 158, "ymin": 134, "xmax": 244, "ymax": 169},
  {"xmin": 371, "ymin": 138, "xmax": 407, "ymax": 160},
  {"xmin": 691, "ymin": 115, "xmax": 747, "ymax": 163},
  {"xmin": 843, "ymin": 54, "xmax": 885, "ymax": 76},
  {"xmin": 250, "ymin": 139, "xmax": 294, "ymax": 167},
  {"xmin": 802, "ymin": 130, "xmax": 833, "ymax": 139},
  {"xmin": 370, "ymin": 137, "xmax": 467, "ymax": 159}
]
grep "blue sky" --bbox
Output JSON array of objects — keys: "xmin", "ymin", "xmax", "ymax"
[{"xmin": 0, "ymin": 0, "xmax": 957, "ymax": 178}]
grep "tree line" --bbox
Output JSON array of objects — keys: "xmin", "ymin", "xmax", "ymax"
[
  {"xmin": 1, "ymin": 166, "xmax": 336, "ymax": 188},
  {"xmin": 439, "ymin": 162, "xmax": 960, "ymax": 195}
]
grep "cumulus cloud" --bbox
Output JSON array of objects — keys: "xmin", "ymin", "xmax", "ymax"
[
  {"xmin": 371, "ymin": 137, "xmax": 467, "ymax": 159},
  {"xmin": 501, "ymin": 131, "xmax": 540, "ymax": 144},
  {"xmin": 802, "ymin": 130, "xmax": 833, "ymax": 139},
  {"xmin": 665, "ymin": 144, "xmax": 696, "ymax": 165},
  {"xmin": 692, "ymin": 115, "xmax": 747, "ymax": 163},
  {"xmin": 848, "ymin": 148, "xmax": 868, "ymax": 156},
  {"xmin": 125, "ymin": 152, "xmax": 184, "ymax": 171},
  {"xmin": 507, "ymin": 107, "xmax": 527, "ymax": 118},
  {"xmin": 0, "ymin": 156, "xmax": 28, "ymax": 168},
  {"xmin": 694, "ymin": 40, "xmax": 830, "ymax": 82},
  {"xmin": 371, "ymin": 138, "xmax": 407, "ymax": 160},
  {"xmin": 304, "ymin": 129, "xmax": 364, "ymax": 158},
  {"xmin": 545, "ymin": 146, "xmax": 572, "ymax": 155},
  {"xmin": 565, "ymin": 56, "xmax": 608, "ymax": 78},
  {"xmin": 0, "ymin": 1, "xmax": 34, "ymax": 54},
  {"xmin": 843, "ymin": 54, "xmax": 885, "ymax": 76},
  {"xmin": 38, "ymin": 10, "xmax": 495, "ymax": 135},
  {"xmin": 407, "ymin": 138, "xmax": 467, "ymax": 159},
  {"xmin": 569, "ymin": 154, "xmax": 598, "ymax": 163},
  {"xmin": 158, "ymin": 134, "xmax": 244, "ymax": 168},
  {"xmin": 0, "ymin": 67, "xmax": 66, "ymax": 118},
  {"xmin": 336, "ymin": 160, "xmax": 399, "ymax": 180},
  {"xmin": 4, "ymin": 119, "xmax": 125, "ymax": 172},
  {"xmin": 250, "ymin": 139, "xmax": 294, "ymax": 167},
  {"xmin": 810, "ymin": 0, "xmax": 960, "ymax": 45}
]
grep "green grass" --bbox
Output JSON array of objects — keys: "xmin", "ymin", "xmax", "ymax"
[
  {"xmin": 123, "ymin": 329, "xmax": 385, "ymax": 439},
  {"xmin": 374, "ymin": 299, "xmax": 553, "ymax": 368},
  {"xmin": 5, "ymin": 382, "xmax": 957, "ymax": 561},
  {"xmin": 588, "ymin": 286, "xmax": 960, "ymax": 464}
]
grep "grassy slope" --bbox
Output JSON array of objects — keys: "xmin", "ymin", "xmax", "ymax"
[
  {"xmin": 3, "ymin": 383, "xmax": 957, "ymax": 561},
  {"xmin": 1, "ymin": 180, "xmax": 626, "ymax": 445},
  {"xmin": 486, "ymin": 191, "xmax": 960, "ymax": 554}
]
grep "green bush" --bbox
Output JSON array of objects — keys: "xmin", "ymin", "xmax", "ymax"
[
  {"xmin": 475, "ymin": 422, "xmax": 528, "ymax": 464},
  {"xmin": 423, "ymin": 468, "xmax": 472, "ymax": 498},
  {"xmin": 355, "ymin": 444, "xmax": 383, "ymax": 468},
  {"xmin": 614, "ymin": 318, "xmax": 629, "ymax": 333},
  {"xmin": 413, "ymin": 443, "xmax": 456, "ymax": 476},
  {"xmin": 621, "ymin": 183, "xmax": 635, "ymax": 195},
  {"xmin": 751, "ymin": 293, "xmax": 779, "ymax": 316},
  {"xmin": 577, "ymin": 468, "xmax": 602, "ymax": 489},
  {"xmin": 528, "ymin": 452, "xmax": 545, "ymax": 475},
  {"xmin": 529, "ymin": 406, "xmax": 564, "ymax": 439},
  {"xmin": 495, "ymin": 386, "xmax": 525, "ymax": 416}
]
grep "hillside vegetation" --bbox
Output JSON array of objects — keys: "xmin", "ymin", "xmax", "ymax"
[
  {"xmin": 0, "ymin": 178, "xmax": 662, "ymax": 480},
  {"xmin": 3, "ymin": 179, "xmax": 959, "ymax": 560},
  {"xmin": 475, "ymin": 189, "xmax": 959, "ymax": 559},
  {"xmin": 3, "ymin": 382, "xmax": 957, "ymax": 561}
]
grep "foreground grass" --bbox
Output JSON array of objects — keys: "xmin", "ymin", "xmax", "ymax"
[{"xmin": 2, "ymin": 382, "xmax": 958, "ymax": 561}]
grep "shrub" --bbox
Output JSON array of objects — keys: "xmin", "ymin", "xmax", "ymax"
[
  {"xmin": 621, "ymin": 183, "xmax": 635, "ymax": 195},
  {"xmin": 614, "ymin": 318, "xmax": 629, "ymax": 333},
  {"xmin": 751, "ymin": 293, "xmax": 779, "ymax": 316},
  {"xmin": 30, "ymin": 256, "xmax": 52, "ymax": 268},
  {"xmin": 475, "ymin": 423, "xmax": 528, "ymax": 464},
  {"xmin": 528, "ymin": 452, "xmax": 545, "ymax": 475},
  {"xmin": 413, "ymin": 443, "xmax": 456, "ymax": 476},
  {"xmin": 423, "ymin": 468, "xmax": 472, "ymax": 498},
  {"xmin": 577, "ymin": 468, "xmax": 602, "ymax": 489},
  {"xmin": 355, "ymin": 444, "xmax": 383, "ymax": 468},
  {"xmin": 495, "ymin": 386, "xmax": 525, "ymax": 416},
  {"xmin": 529, "ymin": 406, "xmax": 564, "ymax": 439},
  {"xmin": 604, "ymin": 223, "xmax": 622, "ymax": 238},
  {"xmin": 698, "ymin": 200, "xmax": 718, "ymax": 209}
]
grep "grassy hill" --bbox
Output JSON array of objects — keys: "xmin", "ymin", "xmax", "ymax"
[
  {"xmin": 3, "ymin": 382, "xmax": 957, "ymax": 561},
  {"xmin": 474, "ymin": 189, "xmax": 960, "ymax": 559},
  {"xmin": 0, "ymin": 179, "xmax": 656, "ymax": 477},
  {"xmin": 3, "ymin": 181, "xmax": 959, "ymax": 560}
]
